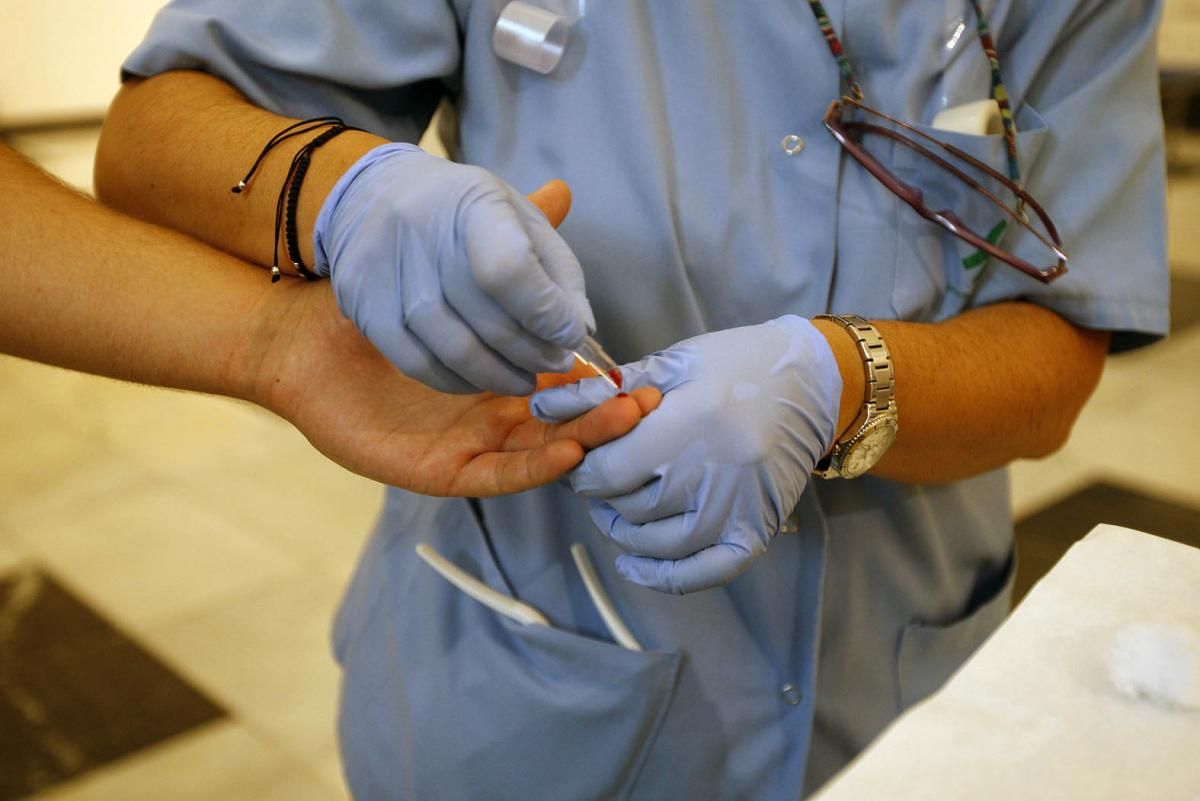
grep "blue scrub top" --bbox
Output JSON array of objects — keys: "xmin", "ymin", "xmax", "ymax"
[{"xmin": 125, "ymin": 1, "xmax": 1168, "ymax": 798}]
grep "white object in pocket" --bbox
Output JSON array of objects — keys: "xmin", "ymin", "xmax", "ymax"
[
  {"xmin": 416, "ymin": 540, "xmax": 642, "ymax": 651},
  {"xmin": 416, "ymin": 542, "xmax": 551, "ymax": 626},
  {"xmin": 335, "ymin": 498, "xmax": 680, "ymax": 801},
  {"xmin": 931, "ymin": 99, "xmax": 1003, "ymax": 136},
  {"xmin": 890, "ymin": 103, "xmax": 1052, "ymax": 319}
]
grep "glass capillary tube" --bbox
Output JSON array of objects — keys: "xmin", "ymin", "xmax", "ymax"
[{"xmin": 573, "ymin": 335, "xmax": 621, "ymax": 391}]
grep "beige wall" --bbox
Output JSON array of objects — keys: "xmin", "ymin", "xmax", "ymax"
[
  {"xmin": 1160, "ymin": 0, "xmax": 1200, "ymax": 71},
  {"xmin": 0, "ymin": 1, "xmax": 164, "ymax": 127},
  {"xmin": 1, "ymin": 0, "xmax": 1196, "ymax": 129}
]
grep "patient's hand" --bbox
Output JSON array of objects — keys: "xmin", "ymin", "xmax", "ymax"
[{"xmin": 246, "ymin": 180, "xmax": 657, "ymax": 496}]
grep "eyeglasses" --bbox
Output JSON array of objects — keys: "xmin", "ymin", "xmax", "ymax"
[{"xmin": 823, "ymin": 95, "xmax": 1068, "ymax": 284}]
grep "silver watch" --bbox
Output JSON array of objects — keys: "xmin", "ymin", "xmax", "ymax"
[{"xmin": 814, "ymin": 315, "xmax": 899, "ymax": 479}]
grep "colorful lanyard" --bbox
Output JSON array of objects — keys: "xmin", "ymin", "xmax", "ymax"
[{"xmin": 804, "ymin": 0, "xmax": 1021, "ymax": 187}]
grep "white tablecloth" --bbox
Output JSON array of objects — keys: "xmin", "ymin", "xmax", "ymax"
[{"xmin": 813, "ymin": 524, "xmax": 1200, "ymax": 801}]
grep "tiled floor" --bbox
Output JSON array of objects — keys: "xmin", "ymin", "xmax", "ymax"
[
  {"xmin": 1012, "ymin": 481, "xmax": 1200, "ymax": 603},
  {"xmin": 0, "ymin": 123, "xmax": 375, "ymax": 796},
  {"xmin": 0, "ymin": 570, "xmax": 225, "ymax": 800},
  {"xmin": 3, "ymin": 115, "xmax": 1200, "ymax": 798},
  {"xmin": 0, "ymin": 360, "xmax": 376, "ymax": 799}
]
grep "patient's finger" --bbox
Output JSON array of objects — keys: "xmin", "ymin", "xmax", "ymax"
[
  {"xmin": 453, "ymin": 438, "xmax": 585, "ymax": 497},
  {"xmin": 569, "ymin": 388, "xmax": 660, "ymax": 449},
  {"xmin": 458, "ymin": 387, "xmax": 659, "ymax": 496}
]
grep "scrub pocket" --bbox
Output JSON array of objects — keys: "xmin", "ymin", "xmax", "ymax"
[
  {"xmin": 334, "ymin": 497, "xmax": 681, "ymax": 801},
  {"xmin": 890, "ymin": 105, "xmax": 1050, "ymax": 320},
  {"xmin": 896, "ymin": 552, "xmax": 1016, "ymax": 710}
]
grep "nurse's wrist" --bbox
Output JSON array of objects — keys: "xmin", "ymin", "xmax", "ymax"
[{"xmin": 811, "ymin": 316, "xmax": 868, "ymax": 450}]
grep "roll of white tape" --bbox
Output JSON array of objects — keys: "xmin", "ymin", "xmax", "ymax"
[
  {"xmin": 931, "ymin": 99, "xmax": 1003, "ymax": 136},
  {"xmin": 493, "ymin": 1, "xmax": 570, "ymax": 74}
]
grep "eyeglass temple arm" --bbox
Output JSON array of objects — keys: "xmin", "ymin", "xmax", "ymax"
[
  {"xmin": 822, "ymin": 101, "xmax": 1068, "ymax": 283},
  {"xmin": 844, "ymin": 120, "xmax": 1065, "ymax": 261}
]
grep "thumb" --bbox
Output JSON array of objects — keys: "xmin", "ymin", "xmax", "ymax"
[
  {"xmin": 530, "ymin": 372, "xmax": 618, "ymax": 424},
  {"xmin": 532, "ymin": 345, "xmax": 696, "ymax": 423},
  {"xmin": 525, "ymin": 179, "xmax": 573, "ymax": 228}
]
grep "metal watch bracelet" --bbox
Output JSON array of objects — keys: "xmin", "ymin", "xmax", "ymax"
[{"xmin": 813, "ymin": 314, "xmax": 898, "ymax": 479}]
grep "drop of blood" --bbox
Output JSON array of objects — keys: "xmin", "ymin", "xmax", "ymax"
[{"xmin": 606, "ymin": 368, "xmax": 623, "ymax": 389}]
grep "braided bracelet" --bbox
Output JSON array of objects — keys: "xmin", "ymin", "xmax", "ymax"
[{"xmin": 232, "ymin": 116, "xmax": 361, "ymax": 282}]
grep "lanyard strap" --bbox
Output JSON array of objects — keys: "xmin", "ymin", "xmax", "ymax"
[
  {"xmin": 968, "ymin": 0, "xmax": 1019, "ymax": 183},
  {"xmin": 804, "ymin": 0, "xmax": 1021, "ymax": 186},
  {"xmin": 805, "ymin": 0, "xmax": 862, "ymax": 100}
]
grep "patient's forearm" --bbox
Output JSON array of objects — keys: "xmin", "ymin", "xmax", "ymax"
[{"xmin": 0, "ymin": 143, "xmax": 267, "ymax": 399}]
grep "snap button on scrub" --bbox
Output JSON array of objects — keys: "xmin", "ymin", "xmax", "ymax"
[
  {"xmin": 781, "ymin": 683, "xmax": 803, "ymax": 706},
  {"xmin": 781, "ymin": 134, "xmax": 805, "ymax": 155},
  {"xmin": 779, "ymin": 512, "xmax": 801, "ymax": 534}
]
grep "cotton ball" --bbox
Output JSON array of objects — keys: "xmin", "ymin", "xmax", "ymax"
[{"xmin": 1107, "ymin": 622, "xmax": 1200, "ymax": 710}]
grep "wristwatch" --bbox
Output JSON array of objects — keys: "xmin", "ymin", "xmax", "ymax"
[{"xmin": 813, "ymin": 314, "xmax": 899, "ymax": 479}]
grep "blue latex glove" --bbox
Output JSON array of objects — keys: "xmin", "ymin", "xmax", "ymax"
[
  {"xmin": 313, "ymin": 143, "xmax": 594, "ymax": 395},
  {"xmin": 531, "ymin": 316, "xmax": 842, "ymax": 593}
]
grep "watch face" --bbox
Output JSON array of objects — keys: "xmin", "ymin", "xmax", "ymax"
[{"xmin": 840, "ymin": 416, "xmax": 899, "ymax": 478}]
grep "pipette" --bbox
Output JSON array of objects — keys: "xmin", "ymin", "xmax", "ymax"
[{"xmin": 573, "ymin": 335, "xmax": 623, "ymax": 392}]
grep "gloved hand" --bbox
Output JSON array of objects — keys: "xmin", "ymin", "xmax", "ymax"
[
  {"xmin": 530, "ymin": 316, "xmax": 842, "ymax": 593},
  {"xmin": 313, "ymin": 143, "xmax": 594, "ymax": 395}
]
